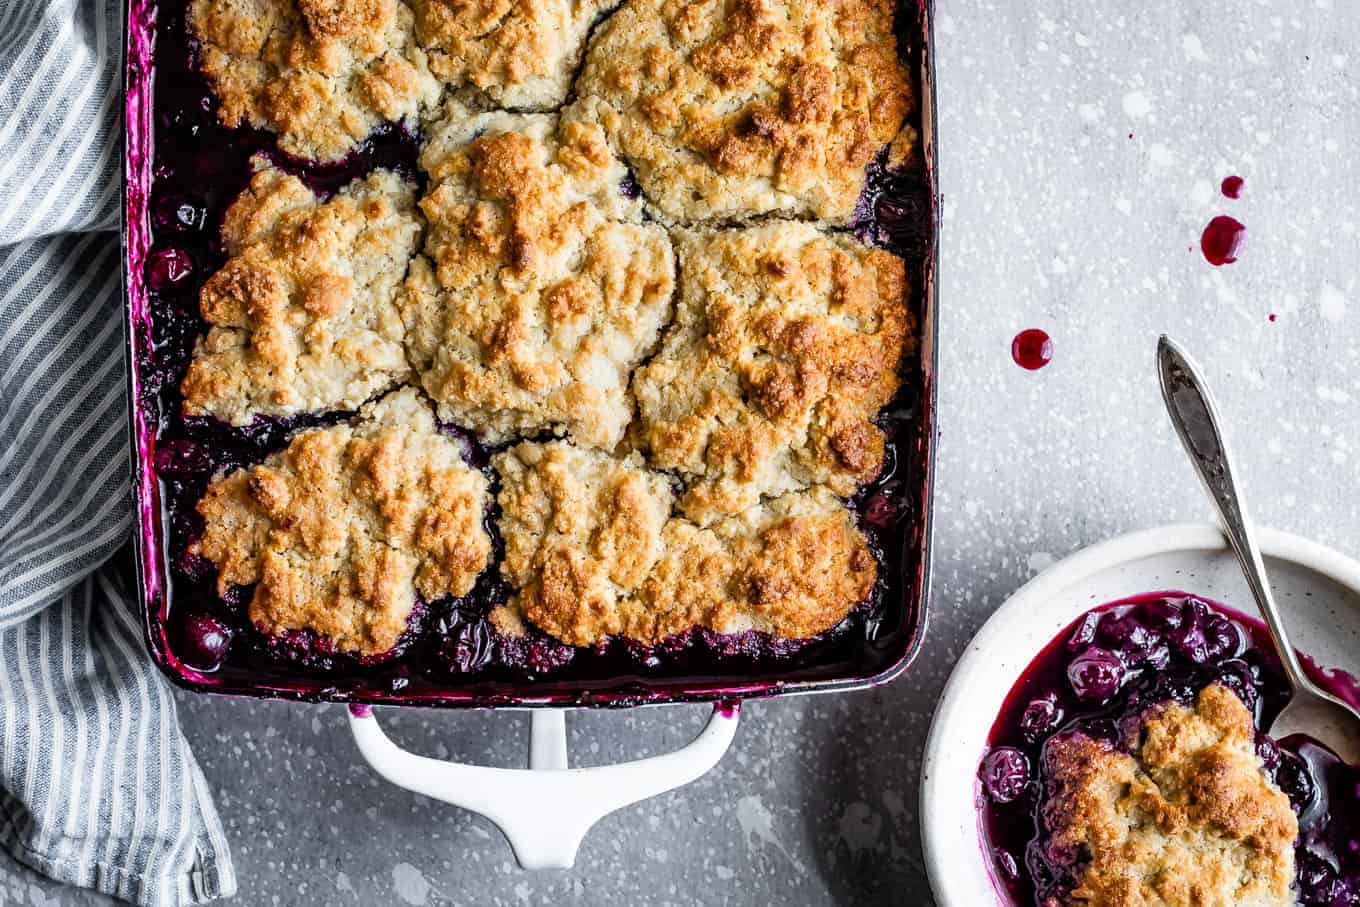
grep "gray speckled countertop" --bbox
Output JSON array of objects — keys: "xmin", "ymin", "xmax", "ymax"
[{"xmin": 8, "ymin": 0, "xmax": 1360, "ymax": 904}]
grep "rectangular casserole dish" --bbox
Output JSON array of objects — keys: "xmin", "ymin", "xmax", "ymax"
[{"xmin": 122, "ymin": 0, "xmax": 939, "ymax": 710}]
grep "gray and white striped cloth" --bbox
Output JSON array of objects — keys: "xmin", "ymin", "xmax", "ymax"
[{"xmin": 1, "ymin": 0, "xmax": 236, "ymax": 903}]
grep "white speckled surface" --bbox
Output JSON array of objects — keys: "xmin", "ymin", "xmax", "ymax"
[{"xmin": 9, "ymin": 1, "xmax": 1360, "ymax": 903}]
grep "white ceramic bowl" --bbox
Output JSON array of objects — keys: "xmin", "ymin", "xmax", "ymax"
[{"xmin": 920, "ymin": 522, "xmax": 1360, "ymax": 907}]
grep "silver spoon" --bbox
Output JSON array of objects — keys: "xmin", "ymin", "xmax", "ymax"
[{"xmin": 1157, "ymin": 334, "xmax": 1360, "ymax": 764}]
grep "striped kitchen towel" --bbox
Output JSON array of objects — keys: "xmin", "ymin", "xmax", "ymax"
[{"xmin": 0, "ymin": 0, "xmax": 236, "ymax": 903}]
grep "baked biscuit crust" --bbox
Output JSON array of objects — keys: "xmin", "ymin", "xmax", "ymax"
[
  {"xmin": 195, "ymin": 388, "xmax": 493, "ymax": 657},
  {"xmin": 633, "ymin": 222, "xmax": 910, "ymax": 524},
  {"xmin": 567, "ymin": 0, "xmax": 912, "ymax": 223},
  {"xmin": 190, "ymin": 0, "xmax": 441, "ymax": 161},
  {"xmin": 494, "ymin": 441, "xmax": 877, "ymax": 646},
  {"xmin": 633, "ymin": 486, "xmax": 877, "ymax": 642},
  {"xmin": 402, "ymin": 110, "xmax": 675, "ymax": 448},
  {"xmin": 412, "ymin": 0, "xmax": 613, "ymax": 109},
  {"xmin": 181, "ymin": 161, "xmax": 419, "ymax": 425},
  {"xmin": 1042, "ymin": 684, "xmax": 1297, "ymax": 907},
  {"xmin": 493, "ymin": 440, "xmax": 674, "ymax": 645}
]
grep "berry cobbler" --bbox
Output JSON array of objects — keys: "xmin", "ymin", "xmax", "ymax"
[
  {"xmin": 979, "ymin": 593, "xmax": 1360, "ymax": 907},
  {"xmin": 139, "ymin": 0, "xmax": 930, "ymax": 689}
]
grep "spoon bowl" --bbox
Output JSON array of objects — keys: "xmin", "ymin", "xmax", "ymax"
[{"xmin": 1271, "ymin": 686, "xmax": 1360, "ymax": 763}]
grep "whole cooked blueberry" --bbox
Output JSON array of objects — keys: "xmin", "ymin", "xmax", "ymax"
[
  {"xmin": 1184, "ymin": 597, "xmax": 1213, "ymax": 621},
  {"xmin": 1275, "ymin": 750, "xmax": 1317, "ymax": 813},
  {"xmin": 979, "ymin": 747, "xmax": 1030, "ymax": 804},
  {"xmin": 1255, "ymin": 734, "xmax": 1282, "ymax": 773},
  {"xmin": 1140, "ymin": 597, "xmax": 1185, "ymax": 631},
  {"xmin": 1096, "ymin": 610, "xmax": 1137, "ymax": 646},
  {"xmin": 177, "ymin": 548, "xmax": 212, "ymax": 582},
  {"xmin": 145, "ymin": 247, "xmax": 196, "ymax": 293},
  {"xmin": 177, "ymin": 612, "xmax": 232, "ymax": 671},
  {"xmin": 1169, "ymin": 619, "xmax": 1211, "ymax": 664},
  {"xmin": 152, "ymin": 193, "xmax": 208, "ymax": 233},
  {"xmin": 1066, "ymin": 647, "xmax": 1127, "ymax": 703},
  {"xmin": 1020, "ymin": 693, "xmax": 1064, "ymax": 744},
  {"xmin": 1065, "ymin": 612, "xmax": 1101, "ymax": 653},
  {"xmin": 992, "ymin": 848, "xmax": 1019, "ymax": 880},
  {"xmin": 862, "ymin": 481, "xmax": 904, "ymax": 528},
  {"xmin": 1098, "ymin": 611, "xmax": 1162, "ymax": 664},
  {"xmin": 1215, "ymin": 659, "xmax": 1260, "ymax": 713},
  {"xmin": 1142, "ymin": 641, "xmax": 1172, "ymax": 671},
  {"xmin": 439, "ymin": 615, "xmax": 492, "ymax": 673},
  {"xmin": 876, "ymin": 197, "xmax": 917, "ymax": 225},
  {"xmin": 1295, "ymin": 849, "xmax": 1341, "ymax": 903},
  {"xmin": 1201, "ymin": 615, "xmax": 1244, "ymax": 663}
]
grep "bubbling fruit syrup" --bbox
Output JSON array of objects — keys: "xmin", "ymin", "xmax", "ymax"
[{"xmin": 978, "ymin": 593, "xmax": 1360, "ymax": 907}]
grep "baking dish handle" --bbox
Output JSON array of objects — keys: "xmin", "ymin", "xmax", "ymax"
[{"xmin": 347, "ymin": 702, "xmax": 740, "ymax": 869}]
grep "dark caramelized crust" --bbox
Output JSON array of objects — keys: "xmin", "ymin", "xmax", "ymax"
[
  {"xmin": 493, "ymin": 441, "xmax": 876, "ymax": 646},
  {"xmin": 194, "ymin": 388, "xmax": 492, "ymax": 656},
  {"xmin": 401, "ymin": 109, "xmax": 675, "ymax": 448},
  {"xmin": 633, "ymin": 222, "xmax": 910, "ymax": 524},
  {"xmin": 181, "ymin": 161, "xmax": 419, "ymax": 425},
  {"xmin": 412, "ymin": 0, "xmax": 613, "ymax": 109},
  {"xmin": 566, "ymin": 0, "xmax": 914, "ymax": 223},
  {"xmin": 1042, "ymin": 685, "xmax": 1297, "ymax": 907},
  {"xmin": 189, "ymin": 0, "xmax": 440, "ymax": 160}
]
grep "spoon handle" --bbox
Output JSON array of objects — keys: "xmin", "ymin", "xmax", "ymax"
[{"xmin": 1156, "ymin": 335, "xmax": 1313, "ymax": 690}]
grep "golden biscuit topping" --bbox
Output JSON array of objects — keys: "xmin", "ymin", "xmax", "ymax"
[
  {"xmin": 181, "ymin": 162, "xmax": 419, "ymax": 425},
  {"xmin": 401, "ymin": 110, "xmax": 675, "ymax": 448},
  {"xmin": 190, "ymin": 0, "xmax": 441, "ymax": 160},
  {"xmin": 494, "ymin": 441, "xmax": 877, "ymax": 646},
  {"xmin": 195, "ymin": 388, "xmax": 492, "ymax": 656},
  {"xmin": 567, "ymin": 0, "xmax": 913, "ymax": 223},
  {"xmin": 1043, "ymin": 684, "xmax": 1298, "ymax": 907},
  {"xmin": 183, "ymin": 0, "xmax": 920, "ymax": 654},
  {"xmin": 412, "ymin": 0, "xmax": 613, "ymax": 109},
  {"xmin": 493, "ymin": 440, "xmax": 675, "ymax": 645},
  {"xmin": 633, "ymin": 486, "xmax": 878, "ymax": 642},
  {"xmin": 633, "ymin": 221, "xmax": 910, "ymax": 524}
]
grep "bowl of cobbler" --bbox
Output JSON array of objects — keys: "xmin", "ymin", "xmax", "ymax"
[{"xmin": 922, "ymin": 524, "xmax": 1360, "ymax": 907}]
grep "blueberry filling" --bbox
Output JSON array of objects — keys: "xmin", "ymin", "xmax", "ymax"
[
  {"xmin": 134, "ymin": 0, "xmax": 930, "ymax": 698},
  {"xmin": 978, "ymin": 593, "xmax": 1360, "ymax": 906}
]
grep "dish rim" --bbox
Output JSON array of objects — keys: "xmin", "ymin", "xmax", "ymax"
[{"xmin": 919, "ymin": 520, "xmax": 1360, "ymax": 906}]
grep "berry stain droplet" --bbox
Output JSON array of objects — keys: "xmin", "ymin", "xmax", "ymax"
[
  {"xmin": 1011, "ymin": 329, "xmax": 1053, "ymax": 370},
  {"xmin": 1201, "ymin": 216, "xmax": 1246, "ymax": 266},
  {"xmin": 1221, "ymin": 175, "xmax": 1244, "ymax": 199}
]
